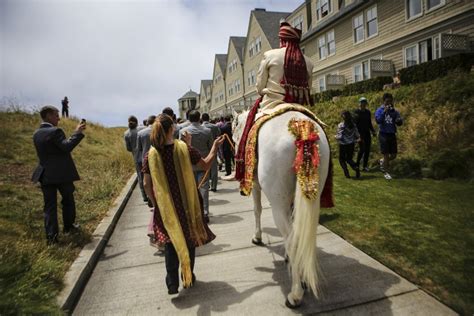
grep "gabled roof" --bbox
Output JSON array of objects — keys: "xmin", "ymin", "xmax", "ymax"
[
  {"xmin": 253, "ymin": 9, "xmax": 290, "ymax": 49},
  {"xmin": 215, "ymin": 54, "xmax": 228, "ymax": 74},
  {"xmin": 229, "ymin": 36, "xmax": 246, "ymax": 62},
  {"xmin": 179, "ymin": 89, "xmax": 198, "ymax": 100},
  {"xmin": 201, "ymin": 80, "xmax": 212, "ymax": 89}
]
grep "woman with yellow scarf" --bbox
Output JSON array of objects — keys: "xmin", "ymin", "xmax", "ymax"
[{"xmin": 142, "ymin": 114, "xmax": 224, "ymax": 295}]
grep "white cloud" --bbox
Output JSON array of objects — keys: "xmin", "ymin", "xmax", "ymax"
[{"xmin": 0, "ymin": 0, "xmax": 302, "ymax": 126}]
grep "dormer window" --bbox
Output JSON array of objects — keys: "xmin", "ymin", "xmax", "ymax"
[{"xmin": 316, "ymin": 0, "xmax": 331, "ymax": 20}]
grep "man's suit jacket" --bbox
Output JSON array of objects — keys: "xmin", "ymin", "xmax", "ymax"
[
  {"xmin": 219, "ymin": 122, "xmax": 233, "ymax": 153},
  {"xmin": 202, "ymin": 121, "xmax": 221, "ymax": 140},
  {"xmin": 32, "ymin": 123, "xmax": 84, "ymax": 184},
  {"xmin": 180, "ymin": 122, "xmax": 212, "ymax": 171},
  {"xmin": 124, "ymin": 126, "xmax": 144, "ymax": 163},
  {"xmin": 136, "ymin": 126, "xmax": 152, "ymax": 162}
]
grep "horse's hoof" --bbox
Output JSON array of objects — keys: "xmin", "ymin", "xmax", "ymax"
[
  {"xmin": 252, "ymin": 238, "xmax": 264, "ymax": 246},
  {"xmin": 285, "ymin": 298, "xmax": 301, "ymax": 309}
]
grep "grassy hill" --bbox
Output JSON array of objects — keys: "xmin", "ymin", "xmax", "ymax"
[
  {"xmin": 312, "ymin": 72, "xmax": 474, "ymax": 314},
  {"xmin": 0, "ymin": 110, "xmax": 134, "ymax": 314},
  {"xmin": 311, "ymin": 71, "xmax": 474, "ymax": 179}
]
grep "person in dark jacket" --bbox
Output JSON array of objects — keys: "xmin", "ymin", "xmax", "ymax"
[
  {"xmin": 219, "ymin": 116, "xmax": 234, "ymax": 176},
  {"xmin": 335, "ymin": 111, "xmax": 360, "ymax": 179},
  {"xmin": 61, "ymin": 96, "xmax": 69, "ymax": 118},
  {"xmin": 32, "ymin": 105, "xmax": 86, "ymax": 244},
  {"xmin": 375, "ymin": 93, "xmax": 403, "ymax": 180},
  {"xmin": 354, "ymin": 97, "xmax": 376, "ymax": 171}
]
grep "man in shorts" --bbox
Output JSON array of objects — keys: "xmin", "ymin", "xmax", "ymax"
[{"xmin": 375, "ymin": 93, "xmax": 403, "ymax": 180}]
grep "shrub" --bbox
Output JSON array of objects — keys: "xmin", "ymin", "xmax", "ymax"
[
  {"xmin": 426, "ymin": 147, "xmax": 474, "ymax": 180},
  {"xmin": 391, "ymin": 158, "xmax": 423, "ymax": 178},
  {"xmin": 342, "ymin": 76, "xmax": 393, "ymax": 95},
  {"xmin": 313, "ymin": 76, "xmax": 393, "ymax": 102},
  {"xmin": 399, "ymin": 53, "xmax": 474, "ymax": 85}
]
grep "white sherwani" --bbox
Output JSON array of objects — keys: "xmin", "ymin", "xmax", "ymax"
[{"xmin": 256, "ymin": 47, "xmax": 314, "ymax": 115}]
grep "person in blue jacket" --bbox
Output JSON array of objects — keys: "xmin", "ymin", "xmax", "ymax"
[{"xmin": 375, "ymin": 93, "xmax": 403, "ymax": 180}]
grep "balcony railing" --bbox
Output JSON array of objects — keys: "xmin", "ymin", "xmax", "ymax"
[
  {"xmin": 441, "ymin": 33, "xmax": 470, "ymax": 57},
  {"xmin": 370, "ymin": 59, "xmax": 394, "ymax": 78}
]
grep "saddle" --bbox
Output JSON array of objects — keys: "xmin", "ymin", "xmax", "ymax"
[{"xmin": 236, "ymin": 103, "xmax": 334, "ymax": 208}]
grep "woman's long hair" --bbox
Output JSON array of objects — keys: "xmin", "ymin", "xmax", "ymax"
[
  {"xmin": 150, "ymin": 114, "xmax": 174, "ymax": 150},
  {"xmin": 341, "ymin": 111, "xmax": 354, "ymax": 129}
]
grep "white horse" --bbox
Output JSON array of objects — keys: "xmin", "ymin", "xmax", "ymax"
[{"xmin": 232, "ymin": 109, "xmax": 330, "ymax": 308}]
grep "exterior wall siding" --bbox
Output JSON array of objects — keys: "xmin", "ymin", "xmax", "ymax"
[
  {"xmin": 287, "ymin": 3, "xmax": 308, "ymax": 34},
  {"xmin": 306, "ymin": 0, "xmax": 473, "ymax": 91},
  {"xmin": 243, "ymin": 14, "xmax": 269, "ymax": 105},
  {"xmin": 225, "ymin": 41, "xmax": 245, "ymax": 108},
  {"xmin": 210, "ymin": 57, "xmax": 227, "ymax": 114}
]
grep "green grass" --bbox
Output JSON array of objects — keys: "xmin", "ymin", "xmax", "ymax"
[
  {"xmin": 0, "ymin": 111, "xmax": 133, "ymax": 314},
  {"xmin": 322, "ymin": 166, "xmax": 474, "ymax": 314},
  {"xmin": 314, "ymin": 73, "xmax": 474, "ymax": 314}
]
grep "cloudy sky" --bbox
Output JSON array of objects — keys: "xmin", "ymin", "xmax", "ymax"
[{"xmin": 0, "ymin": 0, "xmax": 302, "ymax": 126}]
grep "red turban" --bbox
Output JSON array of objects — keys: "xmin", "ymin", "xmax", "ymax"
[{"xmin": 279, "ymin": 22, "xmax": 313, "ymax": 107}]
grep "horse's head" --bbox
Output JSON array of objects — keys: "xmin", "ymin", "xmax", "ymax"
[{"xmin": 232, "ymin": 109, "xmax": 248, "ymax": 151}]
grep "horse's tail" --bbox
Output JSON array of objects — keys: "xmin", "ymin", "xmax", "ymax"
[
  {"xmin": 285, "ymin": 184, "xmax": 321, "ymax": 296},
  {"xmin": 285, "ymin": 118, "xmax": 322, "ymax": 297}
]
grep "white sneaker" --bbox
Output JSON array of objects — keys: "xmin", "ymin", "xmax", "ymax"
[
  {"xmin": 384, "ymin": 172, "xmax": 392, "ymax": 180},
  {"xmin": 379, "ymin": 159, "xmax": 385, "ymax": 172}
]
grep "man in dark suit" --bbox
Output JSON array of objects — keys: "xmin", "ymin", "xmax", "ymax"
[
  {"xmin": 201, "ymin": 113, "xmax": 221, "ymax": 191},
  {"xmin": 220, "ymin": 116, "xmax": 234, "ymax": 176},
  {"xmin": 32, "ymin": 105, "xmax": 86, "ymax": 244}
]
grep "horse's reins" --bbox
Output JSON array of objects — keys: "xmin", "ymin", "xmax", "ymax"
[{"xmin": 197, "ymin": 133, "xmax": 235, "ymax": 189}]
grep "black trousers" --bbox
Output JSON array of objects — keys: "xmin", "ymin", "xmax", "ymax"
[
  {"xmin": 62, "ymin": 108, "xmax": 69, "ymax": 118},
  {"xmin": 40, "ymin": 182, "xmax": 76, "ymax": 240},
  {"xmin": 165, "ymin": 243, "xmax": 196, "ymax": 290},
  {"xmin": 356, "ymin": 134, "xmax": 372, "ymax": 168},
  {"xmin": 339, "ymin": 143, "xmax": 358, "ymax": 175},
  {"xmin": 223, "ymin": 150, "xmax": 233, "ymax": 176}
]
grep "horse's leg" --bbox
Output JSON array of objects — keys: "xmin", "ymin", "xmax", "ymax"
[
  {"xmin": 286, "ymin": 265, "xmax": 304, "ymax": 309},
  {"xmin": 251, "ymin": 180, "xmax": 264, "ymax": 245}
]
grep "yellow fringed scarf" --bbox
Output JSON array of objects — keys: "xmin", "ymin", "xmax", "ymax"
[{"xmin": 148, "ymin": 140, "xmax": 208, "ymax": 288}]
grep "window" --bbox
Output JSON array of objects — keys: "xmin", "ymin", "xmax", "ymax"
[
  {"xmin": 318, "ymin": 36, "xmax": 327, "ymax": 60},
  {"xmin": 419, "ymin": 41, "xmax": 428, "ymax": 63},
  {"xmin": 248, "ymin": 70, "xmax": 256, "ymax": 86},
  {"xmin": 353, "ymin": 14, "xmax": 364, "ymax": 43},
  {"xmin": 255, "ymin": 37, "xmax": 262, "ymax": 53},
  {"xmin": 354, "ymin": 64, "xmax": 362, "ymax": 82},
  {"xmin": 327, "ymin": 30, "xmax": 335, "ymax": 56},
  {"xmin": 249, "ymin": 42, "xmax": 255, "ymax": 57},
  {"xmin": 433, "ymin": 35, "xmax": 441, "ymax": 59},
  {"xmin": 366, "ymin": 6, "xmax": 378, "ymax": 38},
  {"xmin": 316, "ymin": 0, "xmax": 331, "ymax": 20},
  {"xmin": 292, "ymin": 15, "xmax": 303, "ymax": 30},
  {"xmin": 362, "ymin": 61, "xmax": 369, "ymax": 80},
  {"xmin": 407, "ymin": 0, "xmax": 422, "ymax": 19},
  {"xmin": 405, "ymin": 45, "xmax": 418, "ymax": 67},
  {"xmin": 427, "ymin": 0, "xmax": 444, "ymax": 11},
  {"xmin": 236, "ymin": 79, "xmax": 241, "ymax": 92},
  {"xmin": 318, "ymin": 77, "xmax": 326, "ymax": 92}
]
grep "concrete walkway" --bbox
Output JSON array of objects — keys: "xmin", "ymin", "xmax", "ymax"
[{"xmin": 74, "ymin": 176, "xmax": 455, "ymax": 315}]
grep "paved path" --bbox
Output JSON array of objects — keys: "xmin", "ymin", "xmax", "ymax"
[{"xmin": 74, "ymin": 175, "xmax": 455, "ymax": 315}]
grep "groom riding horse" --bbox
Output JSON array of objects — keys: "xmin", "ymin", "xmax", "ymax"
[{"xmin": 233, "ymin": 22, "xmax": 334, "ymax": 308}]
